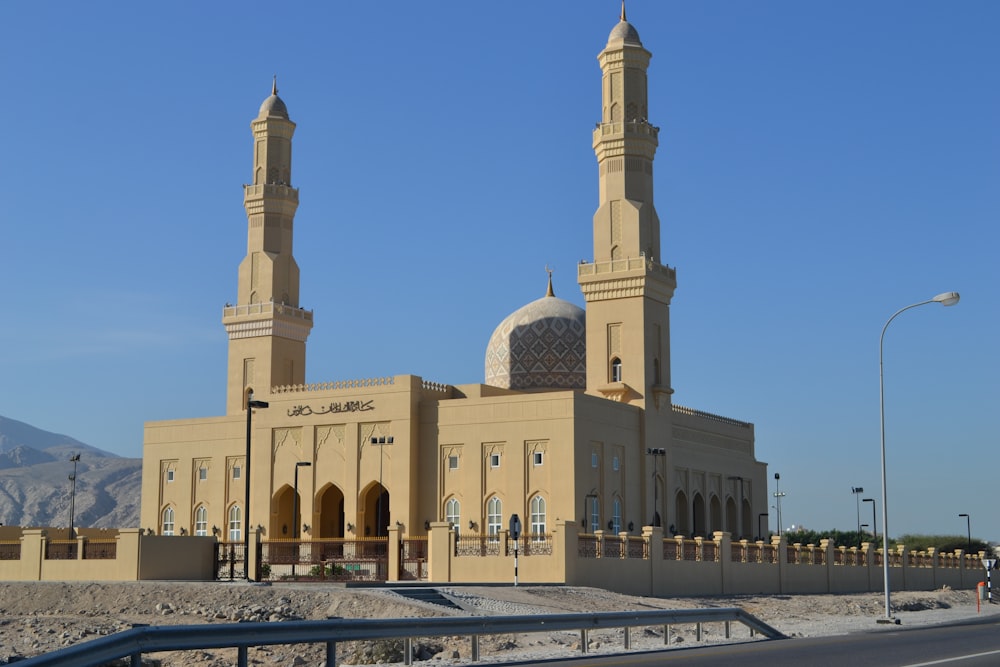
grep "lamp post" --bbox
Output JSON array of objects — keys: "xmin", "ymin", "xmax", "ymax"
[
  {"xmin": 878, "ymin": 291, "xmax": 959, "ymax": 623},
  {"xmin": 863, "ymin": 498, "xmax": 877, "ymax": 548},
  {"xmin": 647, "ymin": 448, "xmax": 665, "ymax": 527},
  {"xmin": 959, "ymin": 513, "xmax": 971, "ymax": 550},
  {"xmin": 68, "ymin": 454, "xmax": 81, "ymax": 539},
  {"xmin": 772, "ymin": 473, "xmax": 785, "ymax": 536},
  {"xmin": 245, "ymin": 393, "xmax": 269, "ymax": 580},
  {"xmin": 291, "ymin": 461, "xmax": 311, "ymax": 578},
  {"xmin": 728, "ymin": 476, "xmax": 745, "ymax": 539},
  {"xmin": 851, "ymin": 487, "xmax": 864, "ymax": 548},
  {"xmin": 757, "ymin": 512, "xmax": 768, "ymax": 541}
]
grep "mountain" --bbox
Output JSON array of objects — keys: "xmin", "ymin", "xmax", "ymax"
[{"xmin": 0, "ymin": 416, "xmax": 141, "ymax": 529}]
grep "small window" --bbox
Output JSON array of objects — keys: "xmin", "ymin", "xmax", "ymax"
[
  {"xmin": 490, "ymin": 454, "xmax": 500, "ymax": 468},
  {"xmin": 199, "ymin": 467, "xmax": 207, "ymax": 481},
  {"xmin": 448, "ymin": 455, "xmax": 459, "ymax": 470},
  {"xmin": 611, "ymin": 357, "xmax": 622, "ymax": 383},
  {"xmin": 166, "ymin": 469, "xmax": 174, "ymax": 483},
  {"xmin": 612, "ymin": 456, "xmax": 620, "ymax": 472},
  {"xmin": 233, "ymin": 465, "xmax": 241, "ymax": 480},
  {"xmin": 591, "ymin": 452, "xmax": 598, "ymax": 468},
  {"xmin": 533, "ymin": 452, "xmax": 543, "ymax": 466}
]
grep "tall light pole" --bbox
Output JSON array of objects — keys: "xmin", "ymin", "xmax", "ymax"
[
  {"xmin": 959, "ymin": 513, "xmax": 971, "ymax": 550},
  {"xmin": 851, "ymin": 487, "xmax": 864, "ymax": 547},
  {"xmin": 728, "ymin": 476, "xmax": 745, "ymax": 539},
  {"xmin": 863, "ymin": 498, "xmax": 877, "ymax": 548},
  {"xmin": 68, "ymin": 454, "xmax": 81, "ymax": 539},
  {"xmin": 245, "ymin": 393, "xmax": 269, "ymax": 580},
  {"xmin": 772, "ymin": 473, "xmax": 785, "ymax": 536},
  {"xmin": 878, "ymin": 291, "xmax": 959, "ymax": 623},
  {"xmin": 292, "ymin": 461, "xmax": 311, "ymax": 578},
  {"xmin": 647, "ymin": 448, "xmax": 665, "ymax": 526}
]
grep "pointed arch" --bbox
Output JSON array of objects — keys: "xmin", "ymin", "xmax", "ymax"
[
  {"xmin": 675, "ymin": 490, "xmax": 689, "ymax": 536},
  {"xmin": 161, "ymin": 506, "xmax": 175, "ymax": 536},
  {"xmin": 194, "ymin": 504, "xmax": 208, "ymax": 536},
  {"xmin": 227, "ymin": 504, "xmax": 242, "ymax": 542}
]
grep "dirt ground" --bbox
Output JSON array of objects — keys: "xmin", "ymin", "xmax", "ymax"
[{"xmin": 0, "ymin": 582, "xmax": 993, "ymax": 665}]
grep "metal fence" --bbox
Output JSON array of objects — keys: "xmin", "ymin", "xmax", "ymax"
[{"xmin": 13, "ymin": 605, "xmax": 785, "ymax": 667}]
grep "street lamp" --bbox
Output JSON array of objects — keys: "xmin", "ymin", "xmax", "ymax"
[
  {"xmin": 647, "ymin": 448, "xmax": 665, "ymax": 526},
  {"xmin": 851, "ymin": 487, "xmax": 864, "ymax": 548},
  {"xmin": 757, "ymin": 512, "xmax": 769, "ymax": 541},
  {"xmin": 959, "ymin": 513, "xmax": 971, "ymax": 550},
  {"xmin": 772, "ymin": 473, "xmax": 785, "ymax": 535},
  {"xmin": 728, "ymin": 476, "xmax": 745, "ymax": 539},
  {"xmin": 863, "ymin": 498, "xmax": 877, "ymax": 548},
  {"xmin": 245, "ymin": 392, "xmax": 269, "ymax": 580},
  {"xmin": 878, "ymin": 291, "xmax": 959, "ymax": 623},
  {"xmin": 68, "ymin": 454, "xmax": 81, "ymax": 539}
]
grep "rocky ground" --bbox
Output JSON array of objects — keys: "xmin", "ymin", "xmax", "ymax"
[{"xmin": 0, "ymin": 581, "xmax": 995, "ymax": 666}]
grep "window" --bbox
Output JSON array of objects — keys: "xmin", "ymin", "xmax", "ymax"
[
  {"xmin": 591, "ymin": 452, "xmax": 598, "ymax": 468},
  {"xmin": 486, "ymin": 497, "xmax": 502, "ymax": 539},
  {"xmin": 448, "ymin": 455, "xmax": 459, "ymax": 470},
  {"xmin": 588, "ymin": 497, "xmax": 600, "ymax": 533},
  {"xmin": 612, "ymin": 455, "xmax": 620, "ymax": 472},
  {"xmin": 611, "ymin": 357, "xmax": 622, "ymax": 383},
  {"xmin": 166, "ymin": 469, "xmax": 174, "ymax": 483},
  {"xmin": 530, "ymin": 495, "xmax": 546, "ymax": 538},
  {"xmin": 161, "ymin": 507, "xmax": 175, "ymax": 536},
  {"xmin": 445, "ymin": 498, "xmax": 460, "ymax": 530},
  {"xmin": 194, "ymin": 506, "xmax": 208, "ymax": 536},
  {"xmin": 228, "ymin": 505, "xmax": 242, "ymax": 542},
  {"xmin": 233, "ymin": 465, "xmax": 241, "ymax": 480},
  {"xmin": 533, "ymin": 452, "xmax": 543, "ymax": 466},
  {"xmin": 198, "ymin": 467, "xmax": 207, "ymax": 481},
  {"xmin": 612, "ymin": 498, "xmax": 622, "ymax": 533},
  {"xmin": 490, "ymin": 454, "xmax": 500, "ymax": 468}
]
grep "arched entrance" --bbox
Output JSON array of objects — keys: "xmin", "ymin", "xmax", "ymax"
[
  {"xmin": 317, "ymin": 483, "xmax": 345, "ymax": 538},
  {"xmin": 710, "ymin": 495, "xmax": 722, "ymax": 534},
  {"xmin": 270, "ymin": 485, "xmax": 297, "ymax": 538},
  {"xmin": 674, "ymin": 490, "xmax": 689, "ymax": 536},
  {"xmin": 362, "ymin": 483, "xmax": 390, "ymax": 537},
  {"xmin": 692, "ymin": 493, "xmax": 706, "ymax": 537},
  {"xmin": 725, "ymin": 497, "xmax": 738, "ymax": 536},
  {"xmin": 742, "ymin": 498, "xmax": 753, "ymax": 539}
]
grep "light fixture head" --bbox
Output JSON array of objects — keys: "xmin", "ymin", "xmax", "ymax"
[
  {"xmin": 296, "ymin": 461, "xmax": 312, "ymax": 468},
  {"xmin": 933, "ymin": 291, "xmax": 960, "ymax": 306}
]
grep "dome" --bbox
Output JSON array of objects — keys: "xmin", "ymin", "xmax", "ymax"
[
  {"xmin": 258, "ymin": 94, "xmax": 289, "ymax": 119},
  {"xmin": 258, "ymin": 78, "xmax": 289, "ymax": 119},
  {"xmin": 485, "ymin": 281, "xmax": 586, "ymax": 391},
  {"xmin": 608, "ymin": 20, "xmax": 641, "ymax": 45}
]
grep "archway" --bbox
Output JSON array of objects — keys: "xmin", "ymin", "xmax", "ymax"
[
  {"xmin": 742, "ymin": 498, "xmax": 753, "ymax": 539},
  {"xmin": 674, "ymin": 490, "xmax": 689, "ymax": 536},
  {"xmin": 317, "ymin": 483, "xmax": 345, "ymax": 538},
  {"xmin": 362, "ymin": 483, "xmax": 390, "ymax": 537},
  {"xmin": 270, "ymin": 485, "xmax": 296, "ymax": 539},
  {"xmin": 725, "ymin": 497, "xmax": 738, "ymax": 536},
  {"xmin": 710, "ymin": 495, "xmax": 722, "ymax": 534},
  {"xmin": 692, "ymin": 493, "xmax": 706, "ymax": 537}
]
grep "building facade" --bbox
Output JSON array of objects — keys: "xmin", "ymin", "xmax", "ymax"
[{"xmin": 140, "ymin": 9, "xmax": 768, "ymax": 571}]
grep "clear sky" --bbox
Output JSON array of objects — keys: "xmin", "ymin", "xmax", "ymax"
[{"xmin": 1, "ymin": 2, "xmax": 996, "ymax": 541}]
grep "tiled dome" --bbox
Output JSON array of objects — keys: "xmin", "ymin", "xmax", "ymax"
[{"xmin": 485, "ymin": 282, "xmax": 586, "ymax": 391}]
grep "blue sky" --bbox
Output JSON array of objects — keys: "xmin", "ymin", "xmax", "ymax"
[{"xmin": 1, "ymin": 1, "xmax": 997, "ymax": 541}]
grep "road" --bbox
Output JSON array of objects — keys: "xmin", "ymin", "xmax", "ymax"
[{"xmin": 505, "ymin": 616, "xmax": 1000, "ymax": 667}]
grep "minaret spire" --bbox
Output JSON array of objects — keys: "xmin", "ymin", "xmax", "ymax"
[
  {"xmin": 621, "ymin": 0, "xmax": 626, "ymax": 22},
  {"xmin": 272, "ymin": 75, "xmax": 277, "ymax": 96},
  {"xmin": 545, "ymin": 266, "xmax": 555, "ymax": 297}
]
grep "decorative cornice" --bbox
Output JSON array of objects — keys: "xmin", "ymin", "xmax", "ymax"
[{"xmin": 224, "ymin": 317, "xmax": 312, "ymax": 342}]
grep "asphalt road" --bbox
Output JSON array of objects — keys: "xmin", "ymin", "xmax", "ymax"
[{"xmin": 503, "ymin": 615, "xmax": 1000, "ymax": 667}]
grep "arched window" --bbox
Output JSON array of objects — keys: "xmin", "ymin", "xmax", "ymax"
[
  {"xmin": 228, "ymin": 505, "xmax": 242, "ymax": 542},
  {"xmin": 588, "ymin": 496, "xmax": 600, "ymax": 533},
  {"xmin": 611, "ymin": 357, "xmax": 622, "ymax": 383},
  {"xmin": 612, "ymin": 498, "xmax": 622, "ymax": 533},
  {"xmin": 194, "ymin": 505, "xmax": 208, "ymax": 536},
  {"xmin": 445, "ymin": 498, "xmax": 460, "ymax": 531},
  {"xmin": 486, "ymin": 497, "xmax": 502, "ymax": 540},
  {"xmin": 161, "ymin": 507, "xmax": 175, "ymax": 536},
  {"xmin": 653, "ymin": 358, "xmax": 661, "ymax": 385},
  {"xmin": 530, "ymin": 495, "xmax": 546, "ymax": 539}
]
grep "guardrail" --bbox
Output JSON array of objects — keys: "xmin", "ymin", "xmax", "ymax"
[{"xmin": 16, "ymin": 606, "xmax": 784, "ymax": 667}]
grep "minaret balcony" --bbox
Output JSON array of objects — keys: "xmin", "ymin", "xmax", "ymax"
[
  {"xmin": 578, "ymin": 256, "xmax": 675, "ymax": 283},
  {"xmin": 593, "ymin": 119, "xmax": 659, "ymax": 142},
  {"xmin": 242, "ymin": 183, "xmax": 299, "ymax": 201},
  {"xmin": 222, "ymin": 301, "xmax": 313, "ymax": 323}
]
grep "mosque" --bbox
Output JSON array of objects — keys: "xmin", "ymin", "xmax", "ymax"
[{"xmin": 139, "ymin": 7, "xmax": 768, "ymax": 575}]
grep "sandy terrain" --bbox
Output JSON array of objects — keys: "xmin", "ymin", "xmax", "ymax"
[{"xmin": 0, "ymin": 582, "xmax": 995, "ymax": 665}]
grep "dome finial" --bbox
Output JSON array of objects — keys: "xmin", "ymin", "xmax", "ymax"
[
  {"xmin": 545, "ymin": 265, "xmax": 555, "ymax": 297},
  {"xmin": 272, "ymin": 75, "xmax": 278, "ymax": 96},
  {"xmin": 621, "ymin": 0, "xmax": 627, "ymax": 22}
]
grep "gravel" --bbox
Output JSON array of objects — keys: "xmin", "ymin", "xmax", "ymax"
[{"xmin": 0, "ymin": 582, "xmax": 995, "ymax": 665}]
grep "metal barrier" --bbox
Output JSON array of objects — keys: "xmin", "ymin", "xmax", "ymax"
[{"xmin": 14, "ymin": 606, "xmax": 785, "ymax": 667}]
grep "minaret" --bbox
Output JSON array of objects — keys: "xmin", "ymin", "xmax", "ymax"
[
  {"xmin": 222, "ymin": 80, "xmax": 313, "ymax": 414},
  {"xmin": 578, "ymin": 9, "xmax": 676, "ymax": 409}
]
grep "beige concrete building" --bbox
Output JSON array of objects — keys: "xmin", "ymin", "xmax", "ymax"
[{"xmin": 140, "ymin": 9, "xmax": 767, "ymax": 574}]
